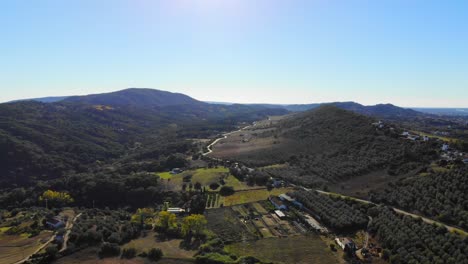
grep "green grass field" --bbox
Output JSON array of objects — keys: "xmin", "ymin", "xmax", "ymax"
[
  {"xmin": 225, "ymin": 236, "xmax": 339, "ymax": 264},
  {"xmin": 158, "ymin": 167, "xmax": 261, "ymax": 193},
  {"xmin": 223, "ymin": 188, "xmax": 294, "ymax": 206}
]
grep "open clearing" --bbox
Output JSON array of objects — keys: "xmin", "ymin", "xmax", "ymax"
[
  {"xmin": 225, "ymin": 235, "xmax": 340, "ymax": 264},
  {"xmin": 158, "ymin": 167, "xmax": 265, "ymax": 194},
  {"xmin": 54, "ymin": 247, "xmax": 194, "ymax": 264},
  {"xmin": 122, "ymin": 232, "xmax": 197, "ymax": 260}
]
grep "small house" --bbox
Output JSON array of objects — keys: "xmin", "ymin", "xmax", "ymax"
[
  {"xmin": 269, "ymin": 196, "xmax": 287, "ymax": 210},
  {"xmin": 442, "ymin": 144, "xmax": 449, "ymax": 151},
  {"xmin": 274, "ymin": 210, "xmax": 286, "ymax": 219},
  {"xmin": 336, "ymin": 237, "xmax": 356, "ymax": 252},
  {"xmin": 167, "ymin": 207, "xmax": 185, "ymax": 214},
  {"xmin": 45, "ymin": 218, "xmax": 65, "ymax": 230},
  {"xmin": 279, "ymin": 194, "xmax": 295, "ymax": 202},
  {"xmin": 170, "ymin": 168, "xmax": 183, "ymax": 174}
]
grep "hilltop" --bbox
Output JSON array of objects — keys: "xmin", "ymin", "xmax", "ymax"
[{"xmin": 64, "ymin": 88, "xmax": 203, "ymax": 108}]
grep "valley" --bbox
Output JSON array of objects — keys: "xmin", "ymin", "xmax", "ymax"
[{"xmin": 0, "ymin": 89, "xmax": 467, "ymax": 264}]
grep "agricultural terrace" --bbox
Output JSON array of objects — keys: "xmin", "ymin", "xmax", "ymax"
[
  {"xmin": 0, "ymin": 208, "xmax": 56, "ymax": 264},
  {"xmin": 0, "ymin": 229, "xmax": 53, "ymax": 264}
]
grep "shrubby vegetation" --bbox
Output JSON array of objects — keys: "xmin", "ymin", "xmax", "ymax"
[
  {"xmin": 294, "ymin": 189, "xmax": 368, "ymax": 232},
  {"xmin": 370, "ymin": 167, "xmax": 468, "ymax": 229},
  {"xmin": 68, "ymin": 208, "xmax": 139, "ymax": 249},
  {"xmin": 369, "ymin": 206, "xmax": 468, "ymax": 264},
  {"xmin": 231, "ymin": 106, "xmax": 438, "ymax": 186}
]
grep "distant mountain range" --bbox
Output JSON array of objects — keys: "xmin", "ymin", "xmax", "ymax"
[
  {"xmin": 0, "ymin": 88, "xmax": 287, "ymax": 186},
  {"xmin": 12, "ymin": 88, "xmax": 467, "ymax": 118}
]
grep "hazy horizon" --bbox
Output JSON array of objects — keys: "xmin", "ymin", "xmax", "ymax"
[
  {"xmin": 4, "ymin": 87, "xmax": 468, "ymax": 109},
  {"xmin": 1, "ymin": 1, "xmax": 468, "ymax": 107}
]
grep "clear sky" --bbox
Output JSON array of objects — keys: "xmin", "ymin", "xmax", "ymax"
[{"xmin": 1, "ymin": 0, "xmax": 467, "ymax": 107}]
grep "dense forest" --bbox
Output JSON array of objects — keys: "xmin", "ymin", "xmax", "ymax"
[
  {"xmin": 293, "ymin": 189, "xmax": 368, "ymax": 232},
  {"xmin": 370, "ymin": 167, "xmax": 468, "ymax": 229},
  {"xmin": 0, "ymin": 89, "xmax": 286, "ymax": 188},
  {"xmin": 369, "ymin": 206, "xmax": 468, "ymax": 264}
]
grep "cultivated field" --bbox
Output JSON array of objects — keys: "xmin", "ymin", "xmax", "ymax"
[
  {"xmin": 206, "ymin": 201, "xmax": 306, "ymax": 243},
  {"xmin": 225, "ymin": 236, "xmax": 340, "ymax": 264},
  {"xmin": 122, "ymin": 232, "xmax": 197, "ymax": 260}
]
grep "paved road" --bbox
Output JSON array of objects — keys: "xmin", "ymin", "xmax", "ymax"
[{"xmin": 314, "ymin": 189, "xmax": 468, "ymax": 236}]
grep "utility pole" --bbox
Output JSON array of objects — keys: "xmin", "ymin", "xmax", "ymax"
[{"xmin": 45, "ymin": 198, "xmax": 48, "ymax": 209}]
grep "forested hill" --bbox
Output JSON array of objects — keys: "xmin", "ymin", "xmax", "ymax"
[
  {"xmin": 64, "ymin": 88, "xmax": 203, "ymax": 108},
  {"xmin": 241, "ymin": 106, "xmax": 438, "ymax": 185},
  {"xmin": 0, "ymin": 89, "xmax": 287, "ymax": 187},
  {"xmin": 259, "ymin": 101, "xmax": 426, "ymax": 119}
]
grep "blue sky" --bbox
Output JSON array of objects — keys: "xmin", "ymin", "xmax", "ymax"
[{"xmin": 1, "ymin": 0, "xmax": 467, "ymax": 107}]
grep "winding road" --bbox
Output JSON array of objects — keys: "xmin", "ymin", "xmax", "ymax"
[
  {"xmin": 202, "ymin": 117, "xmax": 468, "ymax": 238},
  {"xmin": 202, "ymin": 124, "xmax": 253, "ymax": 156},
  {"xmin": 314, "ymin": 189, "xmax": 468, "ymax": 236}
]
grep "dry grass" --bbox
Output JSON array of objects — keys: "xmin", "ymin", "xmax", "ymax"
[
  {"xmin": 223, "ymin": 188, "xmax": 294, "ymax": 206},
  {"xmin": 0, "ymin": 231, "xmax": 53, "ymax": 264},
  {"xmin": 225, "ymin": 236, "xmax": 340, "ymax": 264}
]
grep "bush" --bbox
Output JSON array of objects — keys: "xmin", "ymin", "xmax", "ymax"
[
  {"xmin": 98, "ymin": 242, "xmax": 121, "ymax": 258},
  {"xmin": 147, "ymin": 248, "xmax": 163, "ymax": 262},
  {"xmin": 121, "ymin": 247, "xmax": 137, "ymax": 259},
  {"xmin": 45, "ymin": 245, "xmax": 58, "ymax": 258},
  {"xmin": 209, "ymin": 183, "xmax": 220, "ymax": 190},
  {"xmin": 219, "ymin": 186, "xmax": 235, "ymax": 196}
]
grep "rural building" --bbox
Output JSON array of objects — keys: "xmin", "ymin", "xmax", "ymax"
[
  {"xmin": 45, "ymin": 217, "xmax": 65, "ymax": 230},
  {"xmin": 269, "ymin": 196, "xmax": 287, "ymax": 210},
  {"xmin": 303, "ymin": 213, "xmax": 328, "ymax": 233},
  {"xmin": 442, "ymin": 143, "xmax": 449, "ymax": 151},
  {"xmin": 274, "ymin": 210, "xmax": 286, "ymax": 219},
  {"xmin": 423, "ymin": 136, "xmax": 430, "ymax": 141},
  {"xmin": 272, "ymin": 179, "xmax": 284, "ymax": 188},
  {"xmin": 167, "ymin": 207, "xmax": 185, "ymax": 214},
  {"xmin": 279, "ymin": 194, "xmax": 295, "ymax": 202},
  {"xmin": 170, "ymin": 168, "xmax": 183, "ymax": 174},
  {"xmin": 278, "ymin": 193, "xmax": 303, "ymax": 209},
  {"xmin": 335, "ymin": 237, "xmax": 357, "ymax": 252}
]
